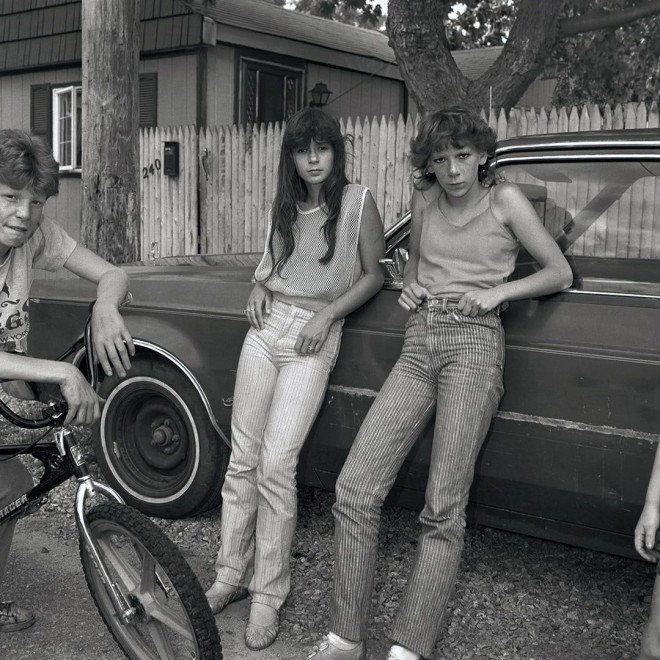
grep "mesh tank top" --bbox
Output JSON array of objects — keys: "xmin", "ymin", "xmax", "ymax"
[
  {"xmin": 254, "ymin": 184, "xmax": 367, "ymax": 301},
  {"xmin": 417, "ymin": 186, "xmax": 520, "ymax": 297}
]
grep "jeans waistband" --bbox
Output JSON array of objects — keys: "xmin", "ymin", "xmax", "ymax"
[
  {"xmin": 418, "ymin": 297, "xmax": 462, "ymax": 312},
  {"xmin": 418, "ymin": 297, "xmax": 502, "ymax": 315}
]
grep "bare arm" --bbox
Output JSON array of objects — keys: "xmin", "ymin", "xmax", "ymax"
[
  {"xmin": 64, "ymin": 245, "xmax": 135, "ymax": 377},
  {"xmin": 0, "ymin": 352, "xmax": 100, "ymax": 425},
  {"xmin": 399, "ymin": 187, "xmax": 431, "ymax": 311},
  {"xmin": 459, "ymin": 183, "xmax": 573, "ymax": 316},
  {"xmin": 295, "ymin": 191, "xmax": 385, "ymax": 353}
]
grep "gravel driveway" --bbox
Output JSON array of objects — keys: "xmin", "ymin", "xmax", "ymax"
[{"xmin": 2, "ymin": 432, "xmax": 653, "ymax": 659}]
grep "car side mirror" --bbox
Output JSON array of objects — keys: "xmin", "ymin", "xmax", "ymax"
[{"xmin": 379, "ymin": 247, "xmax": 408, "ymax": 289}]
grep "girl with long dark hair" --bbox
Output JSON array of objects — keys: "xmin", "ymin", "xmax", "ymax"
[{"xmin": 205, "ymin": 107, "xmax": 385, "ymax": 651}]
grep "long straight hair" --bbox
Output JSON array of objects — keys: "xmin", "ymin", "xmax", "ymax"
[{"xmin": 266, "ymin": 107, "xmax": 349, "ymax": 278}]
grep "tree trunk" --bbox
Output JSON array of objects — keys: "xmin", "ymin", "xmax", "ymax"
[
  {"xmin": 388, "ymin": 0, "xmax": 467, "ymax": 113},
  {"xmin": 81, "ymin": 0, "xmax": 140, "ymax": 264},
  {"xmin": 387, "ymin": 0, "xmax": 660, "ymax": 114}
]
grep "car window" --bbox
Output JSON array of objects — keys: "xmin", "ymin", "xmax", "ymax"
[{"xmin": 499, "ymin": 160, "xmax": 660, "ymax": 292}]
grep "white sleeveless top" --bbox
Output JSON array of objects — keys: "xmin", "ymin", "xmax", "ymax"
[{"xmin": 254, "ymin": 184, "xmax": 367, "ymax": 302}]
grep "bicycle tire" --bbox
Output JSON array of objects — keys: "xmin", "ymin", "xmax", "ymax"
[{"xmin": 79, "ymin": 503, "xmax": 222, "ymax": 660}]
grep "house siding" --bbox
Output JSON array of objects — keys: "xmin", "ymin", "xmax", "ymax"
[
  {"xmin": 140, "ymin": 54, "xmax": 197, "ymax": 127},
  {"xmin": 205, "ymin": 44, "xmax": 235, "ymax": 127},
  {"xmin": 307, "ymin": 62, "xmax": 405, "ymax": 121}
]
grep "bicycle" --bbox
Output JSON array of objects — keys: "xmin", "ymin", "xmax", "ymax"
[{"xmin": 0, "ymin": 311, "xmax": 222, "ymax": 660}]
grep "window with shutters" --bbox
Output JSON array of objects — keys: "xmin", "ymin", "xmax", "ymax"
[
  {"xmin": 239, "ymin": 56, "xmax": 303, "ymax": 125},
  {"xmin": 52, "ymin": 85, "xmax": 82, "ymax": 172},
  {"xmin": 30, "ymin": 74, "xmax": 158, "ymax": 173}
]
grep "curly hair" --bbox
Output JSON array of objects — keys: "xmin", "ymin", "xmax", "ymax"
[
  {"xmin": 266, "ymin": 107, "xmax": 350, "ymax": 278},
  {"xmin": 409, "ymin": 107, "xmax": 497, "ymax": 190},
  {"xmin": 0, "ymin": 129, "xmax": 59, "ymax": 198}
]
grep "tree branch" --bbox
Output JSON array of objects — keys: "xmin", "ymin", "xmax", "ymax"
[{"xmin": 559, "ymin": 0, "xmax": 660, "ymax": 37}]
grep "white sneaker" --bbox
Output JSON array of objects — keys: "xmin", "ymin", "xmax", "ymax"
[{"xmin": 307, "ymin": 636, "xmax": 367, "ymax": 659}]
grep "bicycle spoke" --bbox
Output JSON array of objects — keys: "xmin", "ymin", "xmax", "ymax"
[
  {"xmin": 96, "ymin": 533, "xmax": 140, "ymax": 592},
  {"xmin": 144, "ymin": 620, "xmax": 177, "ymax": 660},
  {"xmin": 145, "ymin": 599, "xmax": 195, "ymax": 640}
]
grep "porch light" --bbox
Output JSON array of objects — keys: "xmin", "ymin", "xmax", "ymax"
[{"xmin": 309, "ymin": 82, "xmax": 332, "ymax": 108}]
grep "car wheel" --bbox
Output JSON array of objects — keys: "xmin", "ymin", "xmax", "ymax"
[{"xmin": 93, "ymin": 356, "xmax": 229, "ymax": 518}]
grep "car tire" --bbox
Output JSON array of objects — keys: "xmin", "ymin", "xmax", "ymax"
[{"xmin": 93, "ymin": 356, "xmax": 229, "ymax": 519}]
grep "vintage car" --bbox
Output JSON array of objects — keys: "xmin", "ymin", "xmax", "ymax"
[{"xmin": 29, "ymin": 129, "xmax": 660, "ymax": 558}]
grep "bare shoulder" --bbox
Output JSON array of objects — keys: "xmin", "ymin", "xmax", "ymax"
[
  {"xmin": 491, "ymin": 181, "xmax": 526, "ymax": 206},
  {"xmin": 490, "ymin": 181, "xmax": 536, "ymax": 225}
]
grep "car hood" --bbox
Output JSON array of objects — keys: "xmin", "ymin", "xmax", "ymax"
[{"xmin": 31, "ymin": 252, "xmax": 262, "ymax": 310}]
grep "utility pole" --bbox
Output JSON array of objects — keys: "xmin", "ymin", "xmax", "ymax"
[{"xmin": 81, "ymin": 0, "xmax": 140, "ymax": 264}]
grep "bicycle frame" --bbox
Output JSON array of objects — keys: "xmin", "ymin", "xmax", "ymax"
[{"xmin": 0, "ymin": 422, "xmax": 141, "ymax": 623}]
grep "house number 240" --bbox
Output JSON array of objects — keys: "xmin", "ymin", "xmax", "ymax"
[{"xmin": 143, "ymin": 158, "xmax": 161, "ymax": 178}]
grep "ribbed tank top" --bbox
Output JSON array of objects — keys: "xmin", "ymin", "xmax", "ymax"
[
  {"xmin": 417, "ymin": 186, "xmax": 520, "ymax": 297},
  {"xmin": 254, "ymin": 184, "xmax": 367, "ymax": 301}
]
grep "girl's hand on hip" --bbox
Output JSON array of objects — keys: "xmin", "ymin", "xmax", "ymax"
[
  {"xmin": 458, "ymin": 288, "xmax": 503, "ymax": 317},
  {"xmin": 246, "ymin": 283, "xmax": 272, "ymax": 330},
  {"xmin": 295, "ymin": 312, "xmax": 332, "ymax": 355},
  {"xmin": 399, "ymin": 282, "xmax": 429, "ymax": 311}
]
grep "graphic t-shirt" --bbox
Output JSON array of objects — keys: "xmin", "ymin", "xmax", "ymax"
[{"xmin": 0, "ymin": 218, "xmax": 77, "ymax": 353}]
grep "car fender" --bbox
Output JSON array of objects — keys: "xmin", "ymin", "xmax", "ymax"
[{"xmin": 82, "ymin": 313, "xmax": 234, "ymax": 449}]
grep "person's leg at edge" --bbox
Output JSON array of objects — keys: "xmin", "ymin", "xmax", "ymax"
[
  {"xmin": 206, "ymin": 325, "xmax": 279, "ymax": 612},
  {"xmin": 316, "ymin": 314, "xmax": 436, "ymax": 658},
  {"xmin": 640, "ymin": 573, "xmax": 660, "ymax": 659},
  {"xmin": 390, "ymin": 313, "xmax": 505, "ymax": 658},
  {"xmin": 0, "ymin": 457, "xmax": 36, "ymax": 631}
]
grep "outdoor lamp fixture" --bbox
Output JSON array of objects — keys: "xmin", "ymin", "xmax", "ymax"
[{"xmin": 309, "ymin": 82, "xmax": 332, "ymax": 107}]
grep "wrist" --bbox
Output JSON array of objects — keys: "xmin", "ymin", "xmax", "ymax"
[{"xmin": 94, "ymin": 298, "xmax": 120, "ymax": 312}]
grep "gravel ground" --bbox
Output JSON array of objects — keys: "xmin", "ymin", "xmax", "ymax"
[{"xmin": 4, "ymin": 415, "xmax": 654, "ymax": 660}]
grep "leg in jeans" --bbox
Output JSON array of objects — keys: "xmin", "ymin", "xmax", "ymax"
[
  {"xmin": 249, "ymin": 354, "xmax": 334, "ymax": 609},
  {"xmin": 330, "ymin": 313, "xmax": 436, "ymax": 641},
  {"xmin": 216, "ymin": 302, "xmax": 341, "ymax": 608},
  {"xmin": 214, "ymin": 318, "xmax": 281, "ymax": 587},
  {"xmin": 392, "ymin": 313, "xmax": 504, "ymax": 657},
  {"xmin": 249, "ymin": 306, "xmax": 341, "ymax": 610}
]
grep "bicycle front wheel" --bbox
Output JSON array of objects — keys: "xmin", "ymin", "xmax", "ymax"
[{"xmin": 79, "ymin": 503, "xmax": 221, "ymax": 660}]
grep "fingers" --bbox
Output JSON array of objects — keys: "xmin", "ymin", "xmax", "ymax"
[
  {"xmin": 244, "ymin": 297, "xmax": 271, "ymax": 330},
  {"xmin": 398, "ymin": 283, "xmax": 429, "ymax": 311},
  {"xmin": 294, "ymin": 334, "xmax": 323, "ymax": 355},
  {"xmin": 635, "ymin": 525, "xmax": 660, "ymax": 562},
  {"xmin": 64, "ymin": 391, "xmax": 101, "ymax": 426},
  {"xmin": 458, "ymin": 295, "xmax": 485, "ymax": 317}
]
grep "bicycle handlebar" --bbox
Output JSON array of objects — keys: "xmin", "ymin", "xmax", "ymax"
[{"xmin": 0, "ymin": 397, "xmax": 68, "ymax": 429}]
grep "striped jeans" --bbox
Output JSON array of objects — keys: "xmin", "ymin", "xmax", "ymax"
[
  {"xmin": 330, "ymin": 305, "xmax": 505, "ymax": 657},
  {"xmin": 214, "ymin": 299, "xmax": 342, "ymax": 610}
]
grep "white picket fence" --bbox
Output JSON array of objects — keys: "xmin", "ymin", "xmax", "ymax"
[{"xmin": 139, "ymin": 101, "xmax": 659, "ymax": 260}]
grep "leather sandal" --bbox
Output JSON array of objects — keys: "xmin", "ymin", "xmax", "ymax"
[
  {"xmin": 245, "ymin": 603, "xmax": 279, "ymax": 651},
  {"xmin": 204, "ymin": 582, "xmax": 249, "ymax": 615},
  {"xmin": 0, "ymin": 601, "xmax": 35, "ymax": 632}
]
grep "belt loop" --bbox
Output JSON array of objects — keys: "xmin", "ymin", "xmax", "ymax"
[{"xmin": 441, "ymin": 297, "xmax": 447, "ymax": 314}]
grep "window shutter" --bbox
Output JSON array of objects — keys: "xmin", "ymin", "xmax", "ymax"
[
  {"xmin": 139, "ymin": 73, "xmax": 158, "ymax": 127},
  {"xmin": 30, "ymin": 83, "xmax": 52, "ymax": 145}
]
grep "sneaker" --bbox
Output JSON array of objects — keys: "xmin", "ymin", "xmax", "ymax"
[
  {"xmin": 0, "ymin": 602, "xmax": 35, "ymax": 632},
  {"xmin": 307, "ymin": 636, "xmax": 366, "ymax": 659}
]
